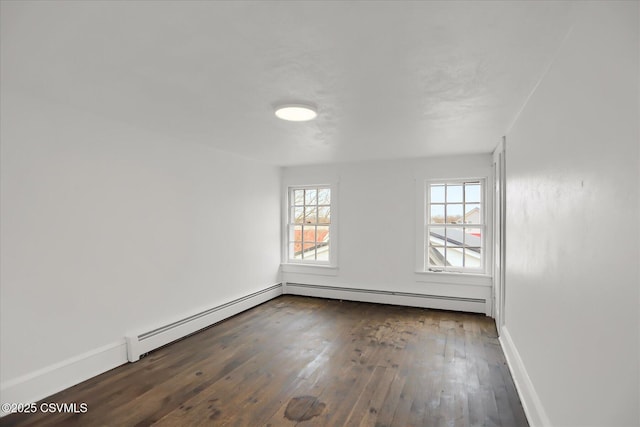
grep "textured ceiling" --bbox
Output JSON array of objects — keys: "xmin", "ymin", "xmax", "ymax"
[{"xmin": 1, "ymin": 1, "xmax": 578, "ymax": 165}]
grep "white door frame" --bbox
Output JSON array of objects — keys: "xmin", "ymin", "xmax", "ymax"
[{"xmin": 492, "ymin": 137, "xmax": 506, "ymax": 334}]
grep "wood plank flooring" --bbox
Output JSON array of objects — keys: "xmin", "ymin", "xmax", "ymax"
[{"xmin": 0, "ymin": 295, "xmax": 528, "ymax": 427}]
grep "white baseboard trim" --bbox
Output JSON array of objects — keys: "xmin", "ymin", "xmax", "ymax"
[
  {"xmin": 284, "ymin": 282, "xmax": 487, "ymax": 314},
  {"xmin": 499, "ymin": 326, "xmax": 551, "ymax": 427},
  {"xmin": 0, "ymin": 340, "xmax": 128, "ymax": 416}
]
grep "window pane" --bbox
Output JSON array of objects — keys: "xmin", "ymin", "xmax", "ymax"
[
  {"xmin": 302, "ymin": 226, "xmax": 316, "ymax": 243},
  {"xmin": 447, "ymin": 184, "xmax": 463, "ymax": 203},
  {"xmin": 305, "ymin": 189, "xmax": 317, "ymax": 205},
  {"xmin": 428, "ymin": 246, "xmax": 446, "ymax": 267},
  {"xmin": 446, "ymin": 227, "xmax": 464, "ymax": 246},
  {"xmin": 293, "ymin": 207, "xmax": 304, "ymax": 224},
  {"xmin": 430, "ymin": 205, "xmax": 445, "ymax": 224},
  {"xmin": 290, "ymin": 225, "xmax": 303, "ymax": 242},
  {"xmin": 294, "ymin": 190, "xmax": 305, "ymax": 206},
  {"xmin": 428, "ymin": 227, "xmax": 446, "ymax": 245},
  {"xmin": 316, "ymin": 226, "xmax": 330, "ymax": 261},
  {"xmin": 465, "ymin": 183, "xmax": 481, "ymax": 203},
  {"xmin": 430, "ymin": 184, "xmax": 445, "ymax": 203},
  {"xmin": 447, "ymin": 246, "xmax": 464, "ymax": 267},
  {"xmin": 318, "ymin": 188, "xmax": 330, "ymax": 205},
  {"xmin": 446, "ymin": 204, "xmax": 463, "ymax": 224},
  {"xmin": 318, "ymin": 206, "xmax": 330, "ymax": 224},
  {"xmin": 465, "ymin": 228, "xmax": 482, "ymax": 246},
  {"xmin": 290, "ymin": 242, "xmax": 303, "ymax": 260},
  {"xmin": 464, "ymin": 204, "xmax": 481, "ymax": 224},
  {"xmin": 304, "ymin": 206, "xmax": 317, "ymax": 224},
  {"xmin": 316, "ymin": 226, "xmax": 329, "ymax": 243},
  {"xmin": 464, "ymin": 248, "xmax": 482, "ymax": 268},
  {"xmin": 316, "ymin": 247, "xmax": 329, "ymax": 261}
]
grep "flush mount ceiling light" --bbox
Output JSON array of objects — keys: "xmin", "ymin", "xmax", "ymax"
[{"xmin": 274, "ymin": 103, "xmax": 317, "ymax": 122}]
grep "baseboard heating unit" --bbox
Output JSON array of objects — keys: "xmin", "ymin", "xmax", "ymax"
[
  {"xmin": 125, "ymin": 283, "xmax": 282, "ymax": 362},
  {"xmin": 284, "ymin": 282, "xmax": 487, "ymax": 314}
]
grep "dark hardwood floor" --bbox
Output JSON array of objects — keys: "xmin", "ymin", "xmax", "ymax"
[{"xmin": 1, "ymin": 295, "xmax": 528, "ymax": 427}]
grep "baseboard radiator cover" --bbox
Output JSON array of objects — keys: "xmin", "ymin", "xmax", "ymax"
[
  {"xmin": 126, "ymin": 283, "xmax": 283, "ymax": 362},
  {"xmin": 284, "ymin": 282, "xmax": 486, "ymax": 313}
]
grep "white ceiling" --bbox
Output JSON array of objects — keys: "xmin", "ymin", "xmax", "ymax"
[{"xmin": 1, "ymin": 1, "xmax": 578, "ymax": 166}]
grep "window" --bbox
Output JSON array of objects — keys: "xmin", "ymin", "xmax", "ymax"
[
  {"xmin": 425, "ymin": 180, "xmax": 485, "ymax": 273},
  {"xmin": 287, "ymin": 186, "xmax": 333, "ymax": 264}
]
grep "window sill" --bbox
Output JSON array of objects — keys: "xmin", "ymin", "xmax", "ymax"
[
  {"xmin": 414, "ymin": 271, "xmax": 491, "ymax": 286},
  {"xmin": 281, "ymin": 263, "xmax": 338, "ymax": 276}
]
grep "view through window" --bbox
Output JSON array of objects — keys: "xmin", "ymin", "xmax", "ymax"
[
  {"xmin": 288, "ymin": 186, "xmax": 331, "ymax": 263},
  {"xmin": 427, "ymin": 180, "xmax": 484, "ymax": 272}
]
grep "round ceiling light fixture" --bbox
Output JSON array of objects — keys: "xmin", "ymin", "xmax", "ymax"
[{"xmin": 274, "ymin": 103, "xmax": 317, "ymax": 122}]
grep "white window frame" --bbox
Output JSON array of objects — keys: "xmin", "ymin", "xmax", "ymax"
[
  {"xmin": 421, "ymin": 178, "xmax": 487, "ymax": 274},
  {"xmin": 284, "ymin": 184, "xmax": 337, "ymax": 267}
]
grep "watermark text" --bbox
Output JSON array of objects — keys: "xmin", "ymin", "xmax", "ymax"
[{"xmin": 1, "ymin": 402, "xmax": 88, "ymax": 414}]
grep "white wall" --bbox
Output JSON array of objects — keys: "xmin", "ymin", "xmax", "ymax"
[
  {"xmin": 0, "ymin": 88, "xmax": 281, "ymax": 403},
  {"xmin": 281, "ymin": 155, "xmax": 494, "ymax": 314},
  {"xmin": 503, "ymin": 2, "xmax": 639, "ymax": 426}
]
